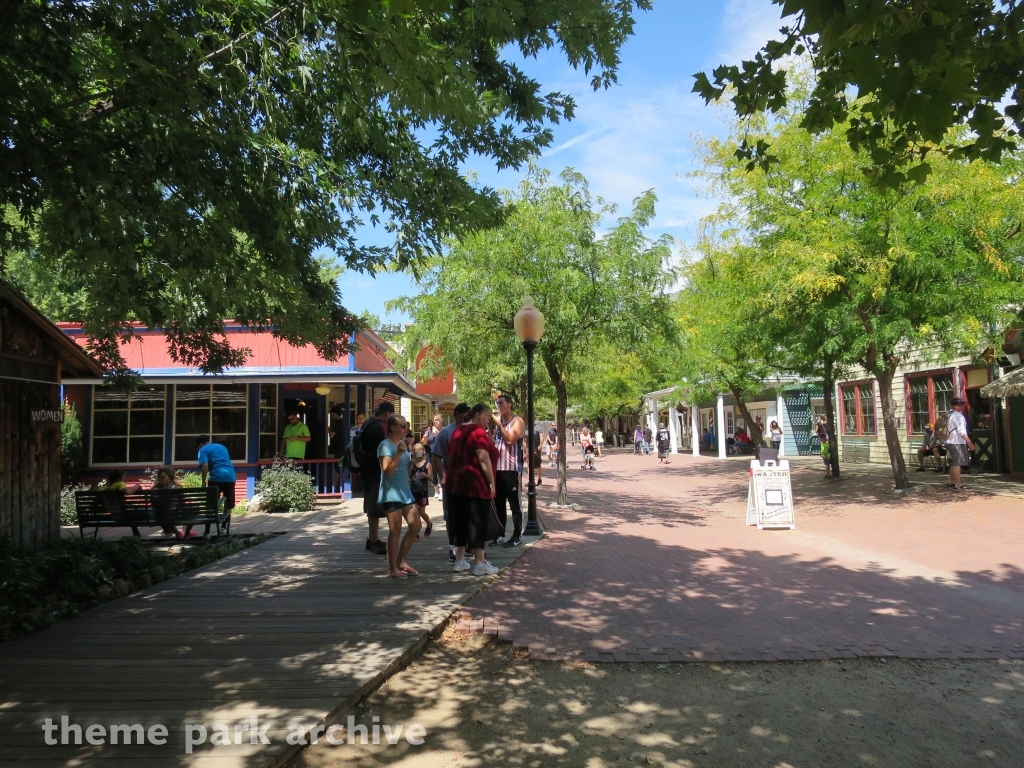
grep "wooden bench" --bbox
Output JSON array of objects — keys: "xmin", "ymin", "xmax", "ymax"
[{"xmin": 75, "ymin": 487, "xmax": 229, "ymax": 539}]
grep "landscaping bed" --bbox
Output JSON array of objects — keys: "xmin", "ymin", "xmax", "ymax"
[{"xmin": 0, "ymin": 532, "xmax": 278, "ymax": 642}]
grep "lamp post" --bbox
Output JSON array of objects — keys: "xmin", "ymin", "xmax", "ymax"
[{"xmin": 514, "ymin": 296, "xmax": 545, "ymax": 537}]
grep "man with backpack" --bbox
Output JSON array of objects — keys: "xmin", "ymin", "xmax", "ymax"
[{"xmin": 356, "ymin": 402, "xmax": 394, "ymax": 554}]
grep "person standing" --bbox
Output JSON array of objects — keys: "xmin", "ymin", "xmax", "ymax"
[
  {"xmin": 656, "ymin": 425, "xmax": 671, "ymax": 463},
  {"xmin": 357, "ymin": 402, "xmax": 394, "ymax": 555},
  {"xmin": 594, "ymin": 427, "xmax": 604, "ymax": 458},
  {"xmin": 196, "ymin": 435, "xmax": 236, "ymax": 539},
  {"xmin": 642, "ymin": 425, "xmax": 653, "ymax": 455},
  {"xmin": 546, "ymin": 423, "xmax": 558, "ymax": 468},
  {"xmin": 280, "ymin": 412, "xmax": 310, "ymax": 460},
  {"xmin": 492, "ymin": 394, "xmax": 525, "ymax": 547},
  {"xmin": 579, "ymin": 425, "xmax": 592, "ymax": 458},
  {"xmin": 431, "ymin": 403, "xmax": 470, "ymax": 562},
  {"xmin": 328, "ymin": 404, "xmax": 346, "ymax": 492},
  {"xmin": 346, "ymin": 412, "xmax": 366, "ymax": 493},
  {"xmin": 409, "ymin": 444, "xmax": 433, "ymax": 537},
  {"xmin": 768, "ymin": 420, "xmax": 783, "ymax": 451},
  {"xmin": 945, "ymin": 397, "xmax": 975, "ymax": 490},
  {"xmin": 447, "ymin": 404, "xmax": 500, "ymax": 576},
  {"xmin": 377, "ymin": 414, "xmax": 421, "ymax": 578},
  {"xmin": 633, "ymin": 426, "xmax": 643, "ymax": 454}
]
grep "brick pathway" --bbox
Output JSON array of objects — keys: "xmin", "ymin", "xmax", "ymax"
[{"xmin": 459, "ymin": 451, "xmax": 1024, "ymax": 662}]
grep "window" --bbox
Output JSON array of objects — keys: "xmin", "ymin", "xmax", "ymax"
[
  {"xmin": 907, "ymin": 373, "xmax": 954, "ymax": 435},
  {"xmin": 412, "ymin": 403, "xmax": 429, "ymax": 436},
  {"xmin": 259, "ymin": 384, "xmax": 277, "ymax": 459},
  {"xmin": 174, "ymin": 384, "xmax": 247, "ymax": 462},
  {"xmin": 840, "ymin": 381, "xmax": 876, "ymax": 435},
  {"xmin": 92, "ymin": 386, "xmax": 165, "ymax": 464}
]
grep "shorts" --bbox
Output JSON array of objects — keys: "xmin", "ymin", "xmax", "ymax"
[
  {"xmin": 381, "ymin": 500, "xmax": 412, "ymax": 513},
  {"xmin": 414, "ymin": 497, "xmax": 429, "ymax": 508},
  {"xmin": 362, "ymin": 472, "xmax": 387, "ymax": 519},
  {"xmin": 447, "ymin": 494, "xmax": 491, "ymax": 550},
  {"xmin": 946, "ymin": 443, "xmax": 970, "ymax": 467}
]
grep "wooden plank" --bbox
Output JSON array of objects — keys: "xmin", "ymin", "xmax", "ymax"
[{"xmin": 1, "ymin": 498, "xmax": 537, "ymax": 766}]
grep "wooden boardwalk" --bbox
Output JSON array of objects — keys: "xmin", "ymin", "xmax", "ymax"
[{"xmin": 3, "ymin": 500, "xmax": 536, "ymax": 767}]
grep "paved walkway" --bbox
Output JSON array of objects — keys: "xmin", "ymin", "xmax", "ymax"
[
  {"xmin": 2, "ymin": 500, "xmax": 535, "ymax": 767},
  {"xmin": 460, "ymin": 452, "xmax": 1024, "ymax": 663}
]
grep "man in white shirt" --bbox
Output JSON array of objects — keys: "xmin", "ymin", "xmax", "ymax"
[{"xmin": 945, "ymin": 397, "xmax": 975, "ymax": 490}]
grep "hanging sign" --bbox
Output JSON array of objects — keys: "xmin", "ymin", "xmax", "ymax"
[
  {"xmin": 439, "ymin": 402, "xmax": 455, "ymax": 415},
  {"xmin": 745, "ymin": 459, "xmax": 796, "ymax": 530},
  {"xmin": 30, "ymin": 408, "xmax": 64, "ymax": 424}
]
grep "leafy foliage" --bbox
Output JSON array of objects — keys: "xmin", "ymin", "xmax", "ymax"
[
  {"xmin": 255, "ymin": 459, "xmax": 317, "ymax": 512},
  {"xmin": 1, "ymin": 0, "xmax": 649, "ymax": 373},
  {"xmin": 694, "ymin": 1, "xmax": 1024, "ymax": 188},
  {"xmin": 391, "ymin": 167, "xmax": 676, "ymax": 502},
  {"xmin": 60, "ymin": 402, "xmax": 84, "ymax": 485}
]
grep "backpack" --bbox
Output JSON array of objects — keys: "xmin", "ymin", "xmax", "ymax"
[{"xmin": 355, "ymin": 417, "xmax": 385, "ymax": 469}]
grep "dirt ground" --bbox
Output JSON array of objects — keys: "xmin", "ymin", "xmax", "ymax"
[{"xmin": 291, "ymin": 624, "xmax": 1024, "ymax": 768}]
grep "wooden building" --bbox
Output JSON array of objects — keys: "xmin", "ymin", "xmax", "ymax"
[{"xmin": 0, "ymin": 282, "xmax": 104, "ymax": 547}]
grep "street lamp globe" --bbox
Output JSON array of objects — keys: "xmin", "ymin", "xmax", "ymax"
[{"xmin": 514, "ymin": 296, "xmax": 545, "ymax": 344}]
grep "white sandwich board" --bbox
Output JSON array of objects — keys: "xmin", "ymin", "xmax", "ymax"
[{"xmin": 745, "ymin": 459, "xmax": 796, "ymax": 530}]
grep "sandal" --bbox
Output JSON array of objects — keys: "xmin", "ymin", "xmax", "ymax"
[
  {"xmin": 424, "ymin": 522, "xmax": 432, "ymax": 537},
  {"xmin": 400, "ymin": 565, "xmax": 419, "ymax": 575},
  {"xmin": 388, "ymin": 569, "xmax": 408, "ymax": 579}
]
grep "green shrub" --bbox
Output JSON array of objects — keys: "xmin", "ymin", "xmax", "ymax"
[
  {"xmin": 255, "ymin": 460, "xmax": 317, "ymax": 512},
  {"xmin": 179, "ymin": 471, "xmax": 203, "ymax": 488},
  {"xmin": 59, "ymin": 484, "xmax": 90, "ymax": 526},
  {"xmin": 60, "ymin": 402, "xmax": 84, "ymax": 485}
]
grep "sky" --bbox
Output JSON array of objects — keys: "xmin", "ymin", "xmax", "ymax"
[{"xmin": 338, "ymin": 0, "xmax": 789, "ymax": 322}]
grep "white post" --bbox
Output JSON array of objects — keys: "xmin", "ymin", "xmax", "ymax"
[
  {"xmin": 668, "ymin": 404, "xmax": 678, "ymax": 454},
  {"xmin": 717, "ymin": 394, "xmax": 727, "ymax": 459},
  {"xmin": 691, "ymin": 405, "xmax": 700, "ymax": 457},
  {"xmin": 776, "ymin": 393, "xmax": 786, "ymax": 457}
]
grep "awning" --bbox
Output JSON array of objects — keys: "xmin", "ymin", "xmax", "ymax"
[{"xmin": 980, "ymin": 367, "xmax": 1024, "ymax": 398}]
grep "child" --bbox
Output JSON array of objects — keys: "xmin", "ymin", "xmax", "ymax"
[
  {"xmin": 582, "ymin": 442, "xmax": 596, "ymax": 470},
  {"xmin": 409, "ymin": 445, "xmax": 433, "ymax": 537}
]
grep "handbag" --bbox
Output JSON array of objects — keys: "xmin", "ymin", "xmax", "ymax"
[{"xmin": 484, "ymin": 498, "xmax": 505, "ymax": 541}]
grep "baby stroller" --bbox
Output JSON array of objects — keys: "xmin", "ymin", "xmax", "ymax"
[{"xmin": 581, "ymin": 444, "xmax": 596, "ymax": 471}]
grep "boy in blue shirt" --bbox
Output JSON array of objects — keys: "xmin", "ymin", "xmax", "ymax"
[{"xmin": 194, "ymin": 435, "xmax": 237, "ymax": 538}]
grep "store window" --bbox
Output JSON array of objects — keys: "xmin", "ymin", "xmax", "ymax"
[
  {"xmin": 174, "ymin": 384, "xmax": 247, "ymax": 462},
  {"xmin": 92, "ymin": 385, "xmax": 166, "ymax": 464},
  {"xmin": 907, "ymin": 373, "xmax": 954, "ymax": 434},
  {"xmin": 259, "ymin": 384, "xmax": 278, "ymax": 459},
  {"xmin": 840, "ymin": 381, "xmax": 876, "ymax": 435},
  {"xmin": 412, "ymin": 403, "xmax": 429, "ymax": 437}
]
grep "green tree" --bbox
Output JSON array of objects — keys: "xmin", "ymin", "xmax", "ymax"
[
  {"xmin": 391, "ymin": 167, "xmax": 675, "ymax": 502},
  {"xmin": 692, "ymin": 95, "xmax": 1024, "ymax": 488},
  {"xmin": 694, "ymin": 1, "xmax": 1024, "ymax": 188},
  {"xmin": 1, "ymin": 0, "xmax": 649, "ymax": 373},
  {"xmin": 60, "ymin": 401, "xmax": 84, "ymax": 485}
]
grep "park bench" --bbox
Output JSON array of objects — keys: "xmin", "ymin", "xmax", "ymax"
[{"xmin": 74, "ymin": 487, "xmax": 229, "ymax": 539}]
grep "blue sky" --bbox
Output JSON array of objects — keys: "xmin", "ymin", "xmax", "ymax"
[{"xmin": 338, "ymin": 0, "xmax": 788, "ymax": 322}]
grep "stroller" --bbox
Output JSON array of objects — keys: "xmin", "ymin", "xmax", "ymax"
[{"xmin": 581, "ymin": 444, "xmax": 597, "ymax": 471}]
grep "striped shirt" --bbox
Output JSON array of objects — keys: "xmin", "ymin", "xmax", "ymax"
[{"xmin": 494, "ymin": 414, "xmax": 523, "ymax": 472}]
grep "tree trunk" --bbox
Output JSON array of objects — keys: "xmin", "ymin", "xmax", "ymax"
[
  {"xmin": 875, "ymin": 367, "xmax": 909, "ymax": 489},
  {"xmin": 731, "ymin": 388, "xmax": 762, "ymax": 460},
  {"xmin": 822, "ymin": 357, "xmax": 840, "ymax": 479},
  {"xmin": 544, "ymin": 357, "xmax": 569, "ymax": 504}
]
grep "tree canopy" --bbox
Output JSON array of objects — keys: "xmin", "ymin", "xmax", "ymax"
[
  {"xmin": 391, "ymin": 166, "xmax": 675, "ymax": 502},
  {"xmin": 1, "ymin": 0, "xmax": 648, "ymax": 373},
  {"xmin": 694, "ymin": 1, "xmax": 1024, "ymax": 188}
]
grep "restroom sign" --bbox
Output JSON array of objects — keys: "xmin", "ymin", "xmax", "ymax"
[{"xmin": 745, "ymin": 459, "xmax": 795, "ymax": 530}]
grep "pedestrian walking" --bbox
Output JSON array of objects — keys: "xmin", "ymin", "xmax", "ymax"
[
  {"xmin": 447, "ymin": 404, "xmax": 500, "ymax": 576},
  {"xmin": 945, "ymin": 397, "xmax": 975, "ymax": 490},
  {"xmin": 377, "ymin": 414, "xmax": 421, "ymax": 578},
  {"xmin": 431, "ymin": 403, "xmax": 470, "ymax": 561},
  {"xmin": 657, "ymin": 426, "xmax": 671, "ymax": 463},
  {"xmin": 633, "ymin": 426, "xmax": 643, "ymax": 454},
  {"xmin": 642, "ymin": 426, "xmax": 653, "ymax": 455},
  {"xmin": 546, "ymin": 424, "xmax": 558, "ymax": 468},
  {"xmin": 579, "ymin": 425, "xmax": 592, "ymax": 458},
  {"xmin": 356, "ymin": 402, "xmax": 394, "ymax": 555},
  {"xmin": 594, "ymin": 428, "xmax": 604, "ymax": 457},
  {"xmin": 492, "ymin": 394, "xmax": 526, "ymax": 547},
  {"xmin": 409, "ymin": 444, "xmax": 433, "ymax": 538}
]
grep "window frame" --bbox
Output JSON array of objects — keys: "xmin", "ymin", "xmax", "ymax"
[
  {"xmin": 89, "ymin": 385, "xmax": 167, "ymax": 467},
  {"xmin": 171, "ymin": 383, "xmax": 249, "ymax": 465},
  {"xmin": 839, "ymin": 380, "xmax": 877, "ymax": 436},
  {"xmin": 905, "ymin": 371, "xmax": 955, "ymax": 436},
  {"xmin": 258, "ymin": 383, "xmax": 278, "ymax": 460}
]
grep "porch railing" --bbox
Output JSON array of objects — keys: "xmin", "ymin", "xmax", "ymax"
[{"xmin": 255, "ymin": 459, "xmax": 349, "ymax": 498}]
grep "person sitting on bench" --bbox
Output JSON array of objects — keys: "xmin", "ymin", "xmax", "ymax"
[
  {"xmin": 916, "ymin": 423, "xmax": 945, "ymax": 472},
  {"xmin": 103, "ymin": 469, "xmax": 144, "ymax": 536}
]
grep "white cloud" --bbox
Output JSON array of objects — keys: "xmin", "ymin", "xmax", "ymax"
[{"xmin": 717, "ymin": 0, "xmax": 790, "ymax": 67}]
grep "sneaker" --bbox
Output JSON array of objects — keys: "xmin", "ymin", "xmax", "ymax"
[
  {"xmin": 471, "ymin": 561, "xmax": 499, "ymax": 576},
  {"xmin": 453, "ymin": 559, "xmax": 472, "ymax": 572},
  {"xmin": 370, "ymin": 540, "xmax": 387, "ymax": 555},
  {"xmin": 448, "ymin": 546, "xmax": 457, "ymax": 562},
  {"xmin": 502, "ymin": 537, "xmax": 523, "ymax": 548},
  {"xmin": 487, "ymin": 537, "xmax": 504, "ymax": 547},
  {"xmin": 915, "ymin": 466, "xmax": 926, "ymax": 472}
]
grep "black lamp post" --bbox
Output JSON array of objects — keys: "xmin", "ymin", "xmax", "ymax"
[{"xmin": 515, "ymin": 296, "xmax": 545, "ymax": 537}]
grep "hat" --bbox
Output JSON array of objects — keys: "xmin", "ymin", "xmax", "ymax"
[
  {"xmin": 925, "ymin": 422, "xmax": 934, "ymax": 429},
  {"xmin": 373, "ymin": 401, "xmax": 396, "ymax": 415},
  {"xmin": 453, "ymin": 402, "xmax": 470, "ymax": 416},
  {"xmin": 951, "ymin": 397, "xmax": 965, "ymax": 406}
]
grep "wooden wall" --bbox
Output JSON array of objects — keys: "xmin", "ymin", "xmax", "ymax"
[{"xmin": 0, "ymin": 379, "xmax": 62, "ymax": 547}]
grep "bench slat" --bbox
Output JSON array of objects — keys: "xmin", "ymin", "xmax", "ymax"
[{"xmin": 75, "ymin": 488, "xmax": 226, "ymax": 535}]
